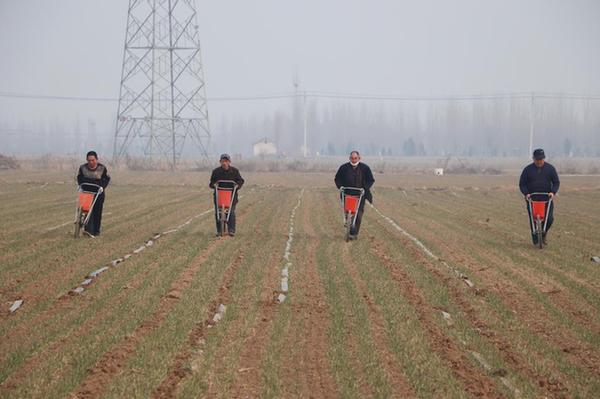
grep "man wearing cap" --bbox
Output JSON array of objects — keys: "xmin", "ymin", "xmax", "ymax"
[
  {"xmin": 209, "ymin": 154, "xmax": 244, "ymax": 236},
  {"xmin": 519, "ymin": 148, "xmax": 560, "ymax": 245},
  {"xmin": 334, "ymin": 150, "xmax": 375, "ymax": 240}
]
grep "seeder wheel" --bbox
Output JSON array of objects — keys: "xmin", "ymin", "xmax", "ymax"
[
  {"xmin": 345, "ymin": 212, "xmax": 353, "ymax": 242},
  {"xmin": 536, "ymin": 217, "xmax": 544, "ymax": 249},
  {"xmin": 74, "ymin": 208, "xmax": 84, "ymax": 238},
  {"xmin": 219, "ymin": 206, "xmax": 226, "ymax": 237}
]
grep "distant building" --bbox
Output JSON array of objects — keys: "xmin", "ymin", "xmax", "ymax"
[{"xmin": 253, "ymin": 138, "xmax": 278, "ymax": 157}]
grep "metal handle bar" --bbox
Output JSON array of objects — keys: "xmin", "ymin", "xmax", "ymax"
[
  {"xmin": 340, "ymin": 186, "xmax": 365, "ymax": 193},
  {"xmin": 526, "ymin": 192, "xmax": 553, "ymax": 202},
  {"xmin": 215, "ymin": 180, "xmax": 238, "ymax": 189},
  {"xmin": 78, "ymin": 183, "xmax": 103, "ymax": 194}
]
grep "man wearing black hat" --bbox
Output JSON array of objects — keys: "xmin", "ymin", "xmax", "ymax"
[
  {"xmin": 519, "ymin": 148, "xmax": 560, "ymax": 245},
  {"xmin": 209, "ymin": 154, "xmax": 244, "ymax": 236}
]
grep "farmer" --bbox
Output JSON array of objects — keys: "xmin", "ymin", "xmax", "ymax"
[
  {"xmin": 334, "ymin": 150, "xmax": 375, "ymax": 240},
  {"xmin": 519, "ymin": 148, "xmax": 560, "ymax": 245},
  {"xmin": 76, "ymin": 150, "xmax": 110, "ymax": 237},
  {"xmin": 209, "ymin": 154, "xmax": 244, "ymax": 236}
]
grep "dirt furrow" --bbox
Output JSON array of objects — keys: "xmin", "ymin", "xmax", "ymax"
[
  {"xmin": 1, "ymin": 216, "xmax": 217, "ymax": 387},
  {"xmin": 406, "ymin": 218, "xmax": 600, "ymax": 383},
  {"xmin": 0, "ymin": 196, "xmax": 200, "ymax": 313},
  {"xmin": 151, "ymin": 247, "xmax": 248, "ymax": 398},
  {"xmin": 275, "ymin": 190, "xmax": 339, "ymax": 398},
  {"xmin": 315, "ymin": 194, "xmax": 377, "ymax": 398},
  {"xmin": 71, "ymin": 238, "xmax": 224, "ymax": 398},
  {"xmin": 312, "ymin": 191, "xmax": 416, "ymax": 397},
  {"xmin": 391, "ymin": 189, "xmax": 600, "ymax": 305},
  {"xmin": 340, "ymin": 243, "xmax": 417, "ymax": 398},
  {"xmin": 0, "ymin": 190, "xmax": 196, "ymax": 275},
  {"xmin": 365, "ymin": 236, "xmax": 504, "ymax": 398},
  {"xmin": 0, "ymin": 203, "xmax": 218, "ymax": 374},
  {"xmin": 377, "ymin": 194, "xmax": 600, "ymax": 355},
  {"xmin": 383, "ymin": 188, "xmax": 600, "ymax": 296},
  {"xmin": 217, "ymin": 193, "xmax": 297, "ymax": 398},
  {"xmin": 0, "ymin": 256, "xmax": 167, "ymax": 396},
  {"xmin": 369, "ymin": 213, "xmax": 577, "ymax": 397},
  {"xmin": 153, "ymin": 190, "xmax": 279, "ymax": 398}
]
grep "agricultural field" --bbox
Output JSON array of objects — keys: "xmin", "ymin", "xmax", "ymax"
[{"xmin": 1, "ymin": 169, "xmax": 600, "ymax": 398}]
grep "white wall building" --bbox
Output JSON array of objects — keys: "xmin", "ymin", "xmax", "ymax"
[{"xmin": 253, "ymin": 138, "xmax": 278, "ymax": 157}]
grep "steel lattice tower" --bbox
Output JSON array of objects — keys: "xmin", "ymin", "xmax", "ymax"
[{"xmin": 113, "ymin": 0, "xmax": 210, "ymax": 168}]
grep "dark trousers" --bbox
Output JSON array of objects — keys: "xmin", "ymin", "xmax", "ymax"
[
  {"xmin": 215, "ymin": 202, "xmax": 236, "ymax": 233},
  {"xmin": 526, "ymin": 200, "xmax": 554, "ymax": 241},
  {"xmin": 85, "ymin": 193, "xmax": 104, "ymax": 235},
  {"xmin": 350, "ymin": 198, "xmax": 366, "ymax": 236}
]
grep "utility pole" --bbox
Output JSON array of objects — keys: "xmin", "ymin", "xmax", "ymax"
[
  {"xmin": 529, "ymin": 92, "xmax": 535, "ymax": 157},
  {"xmin": 303, "ymin": 91, "xmax": 308, "ymax": 158},
  {"xmin": 113, "ymin": 0, "xmax": 211, "ymax": 169}
]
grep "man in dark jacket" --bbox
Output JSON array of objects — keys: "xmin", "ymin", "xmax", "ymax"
[
  {"xmin": 77, "ymin": 150, "xmax": 110, "ymax": 237},
  {"xmin": 334, "ymin": 150, "xmax": 375, "ymax": 239},
  {"xmin": 519, "ymin": 148, "xmax": 560, "ymax": 245},
  {"xmin": 209, "ymin": 154, "xmax": 244, "ymax": 236}
]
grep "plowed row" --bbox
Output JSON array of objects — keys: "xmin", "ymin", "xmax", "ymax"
[{"xmin": 1, "ymin": 171, "xmax": 599, "ymax": 398}]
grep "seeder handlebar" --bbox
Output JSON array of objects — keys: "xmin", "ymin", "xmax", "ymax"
[
  {"xmin": 526, "ymin": 192, "xmax": 552, "ymax": 202},
  {"xmin": 78, "ymin": 183, "xmax": 103, "ymax": 194},
  {"xmin": 215, "ymin": 180, "xmax": 238, "ymax": 190},
  {"xmin": 340, "ymin": 186, "xmax": 365, "ymax": 194}
]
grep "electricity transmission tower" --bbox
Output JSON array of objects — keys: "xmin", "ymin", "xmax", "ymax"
[{"xmin": 113, "ymin": 0, "xmax": 210, "ymax": 168}]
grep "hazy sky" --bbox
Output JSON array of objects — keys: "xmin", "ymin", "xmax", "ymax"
[
  {"xmin": 1, "ymin": 0, "xmax": 599, "ymax": 99},
  {"xmin": 1, "ymin": 0, "xmax": 599, "ymax": 157}
]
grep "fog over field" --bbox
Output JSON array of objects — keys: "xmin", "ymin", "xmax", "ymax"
[
  {"xmin": 0, "ymin": 0, "xmax": 599, "ymax": 159},
  {"xmin": 2, "ymin": 4, "xmax": 600, "ymax": 396}
]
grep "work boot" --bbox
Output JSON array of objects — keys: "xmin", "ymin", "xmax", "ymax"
[{"xmin": 228, "ymin": 231, "xmax": 235, "ymax": 237}]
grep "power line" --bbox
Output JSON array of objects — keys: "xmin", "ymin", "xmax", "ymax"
[
  {"xmin": 1, "ymin": 90, "xmax": 600, "ymax": 103},
  {"xmin": 307, "ymin": 91, "xmax": 600, "ymax": 101},
  {"xmin": 307, "ymin": 91, "xmax": 530, "ymax": 101},
  {"xmin": 0, "ymin": 91, "xmax": 117, "ymax": 102},
  {"xmin": 0, "ymin": 91, "xmax": 298, "ymax": 102},
  {"xmin": 210, "ymin": 93, "xmax": 297, "ymax": 101}
]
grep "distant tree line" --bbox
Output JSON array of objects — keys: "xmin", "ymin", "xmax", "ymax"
[
  {"xmin": 1, "ymin": 96, "xmax": 599, "ymax": 158},
  {"xmin": 214, "ymin": 96, "xmax": 600, "ymax": 158}
]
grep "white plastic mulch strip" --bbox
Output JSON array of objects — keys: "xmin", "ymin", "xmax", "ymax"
[
  {"xmin": 435, "ymin": 309, "xmax": 521, "ymax": 395},
  {"xmin": 277, "ymin": 189, "xmax": 304, "ymax": 304},
  {"xmin": 470, "ymin": 350, "xmax": 522, "ymax": 396},
  {"xmin": 210, "ymin": 304, "xmax": 227, "ymax": 325},
  {"xmin": 370, "ymin": 204, "xmax": 476, "ymax": 289},
  {"xmin": 27, "ymin": 182, "xmax": 48, "ymax": 191},
  {"xmin": 68, "ymin": 207, "xmax": 214, "ymax": 296},
  {"xmin": 9, "ymin": 300, "xmax": 24, "ymax": 314},
  {"xmin": 440, "ymin": 310, "xmax": 453, "ymax": 326},
  {"xmin": 45, "ymin": 212, "xmax": 111, "ymax": 232},
  {"xmin": 132, "ymin": 246, "xmax": 146, "ymax": 254},
  {"xmin": 89, "ymin": 266, "xmax": 109, "ymax": 278},
  {"xmin": 45, "ymin": 221, "xmax": 72, "ymax": 232}
]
